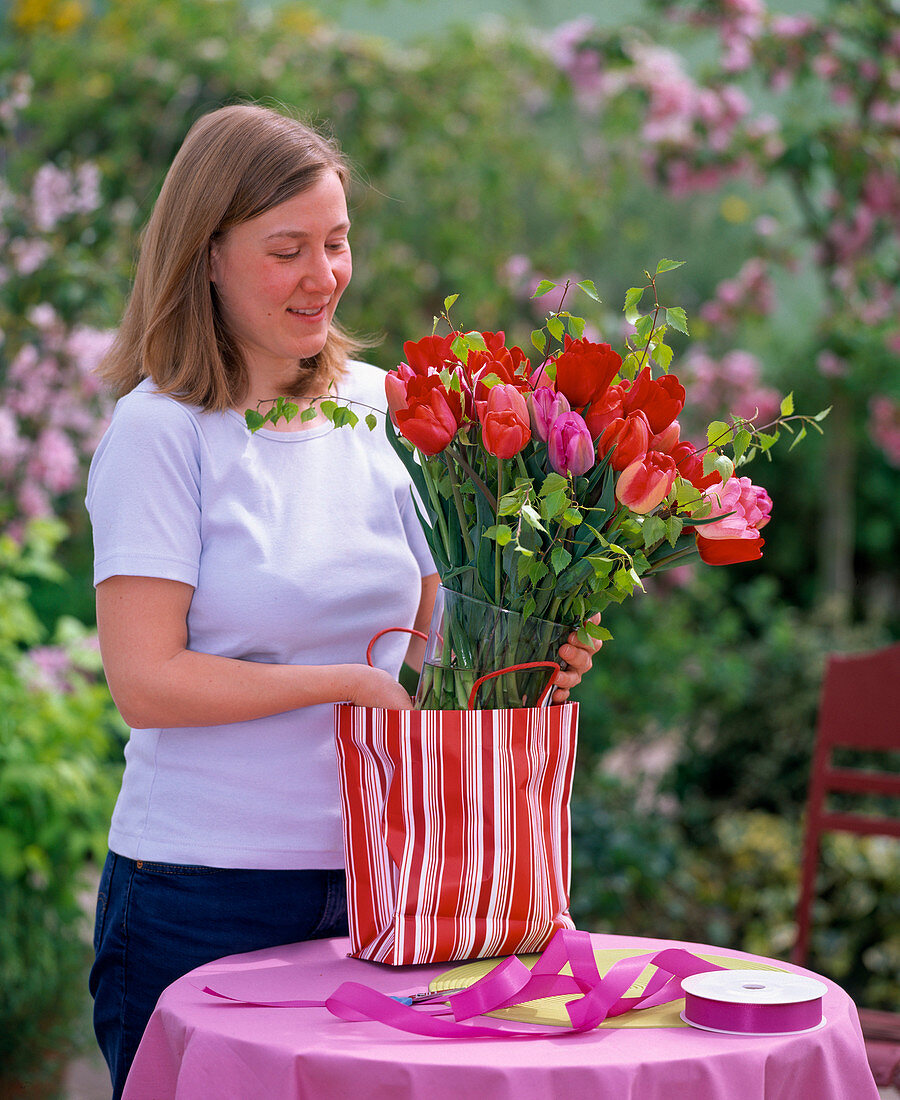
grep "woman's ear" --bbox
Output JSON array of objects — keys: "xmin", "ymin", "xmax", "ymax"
[{"xmin": 208, "ymin": 238, "xmax": 221, "ymax": 285}]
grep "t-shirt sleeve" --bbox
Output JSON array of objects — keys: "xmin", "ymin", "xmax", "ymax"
[{"xmin": 86, "ymin": 391, "xmax": 202, "ymax": 587}]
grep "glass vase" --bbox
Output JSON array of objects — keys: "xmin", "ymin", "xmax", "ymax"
[{"xmin": 414, "ymin": 586, "xmax": 571, "ymax": 710}]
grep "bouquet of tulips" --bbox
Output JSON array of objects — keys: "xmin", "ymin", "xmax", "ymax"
[{"xmin": 250, "ymin": 260, "xmax": 825, "ymax": 709}]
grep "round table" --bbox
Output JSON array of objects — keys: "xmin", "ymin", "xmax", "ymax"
[{"xmin": 122, "ymin": 932, "xmax": 878, "ymax": 1099}]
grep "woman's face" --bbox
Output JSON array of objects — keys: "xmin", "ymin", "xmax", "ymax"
[{"xmin": 209, "ymin": 170, "xmax": 352, "ymax": 389}]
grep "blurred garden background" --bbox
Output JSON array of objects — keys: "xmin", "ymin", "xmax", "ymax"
[{"xmin": 1, "ymin": 0, "xmax": 898, "ymax": 1092}]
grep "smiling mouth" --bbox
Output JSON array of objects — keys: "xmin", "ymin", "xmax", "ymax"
[{"xmin": 288, "ymin": 305, "xmax": 328, "ymax": 317}]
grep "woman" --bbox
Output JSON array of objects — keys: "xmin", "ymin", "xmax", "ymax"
[{"xmin": 87, "ymin": 103, "xmax": 599, "ymax": 1096}]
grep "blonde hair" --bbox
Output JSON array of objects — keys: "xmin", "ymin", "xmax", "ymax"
[{"xmin": 99, "ymin": 104, "xmax": 361, "ymax": 410}]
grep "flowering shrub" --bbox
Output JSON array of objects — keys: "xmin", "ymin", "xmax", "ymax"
[
  {"xmin": 547, "ymin": 0, "xmax": 900, "ymax": 612},
  {"xmin": 1, "ymin": 74, "xmax": 115, "ymax": 531}
]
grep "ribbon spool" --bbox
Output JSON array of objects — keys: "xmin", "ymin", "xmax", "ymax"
[{"xmin": 680, "ymin": 970, "xmax": 827, "ymax": 1036}]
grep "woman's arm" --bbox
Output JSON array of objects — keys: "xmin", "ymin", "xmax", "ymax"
[
  {"xmin": 404, "ymin": 572, "xmax": 440, "ymax": 673},
  {"xmin": 96, "ymin": 575, "xmax": 413, "ymax": 729}
]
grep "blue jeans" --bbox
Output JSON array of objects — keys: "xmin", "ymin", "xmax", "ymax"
[{"xmin": 90, "ymin": 851, "xmax": 349, "ymax": 1099}]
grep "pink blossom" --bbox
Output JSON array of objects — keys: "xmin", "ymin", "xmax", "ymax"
[
  {"xmin": 868, "ymin": 396, "xmax": 900, "ymax": 468},
  {"xmin": 28, "ymin": 428, "xmax": 79, "ymax": 493},
  {"xmin": 816, "ymin": 350, "xmax": 848, "ymax": 378},
  {"xmin": 10, "ymin": 238, "xmax": 51, "ymax": 275},
  {"xmin": 22, "ymin": 646, "xmax": 75, "ymax": 694},
  {"xmin": 701, "ymin": 476, "xmax": 772, "ymax": 540}
]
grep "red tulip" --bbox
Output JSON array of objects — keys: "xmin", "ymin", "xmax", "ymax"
[
  {"xmin": 597, "ymin": 411, "xmax": 651, "ymax": 471},
  {"xmin": 394, "ymin": 374, "xmax": 464, "ymax": 455},
  {"xmin": 650, "ymin": 419, "xmax": 681, "ymax": 455},
  {"xmin": 585, "ymin": 383, "xmax": 625, "ymax": 439},
  {"xmin": 615, "ymin": 452, "xmax": 677, "ymax": 514},
  {"xmin": 671, "ymin": 441, "xmax": 721, "ymax": 492},
  {"xmin": 696, "ymin": 534, "xmax": 765, "ymax": 565},
  {"xmin": 402, "ymin": 333, "xmax": 458, "ymax": 375},
  {"xmin": 553, "ymin": 336, "xmax": 622, "ymax": 409},
  {"xmin": 385, "ymin": 363, "xmax": 415, "ymax": 419},
  {"xmin": 468, "ymin": 347, "xmax": 530, "ymax": 417},
  {"xmin": 480, "ymin": 383, "xmax": 531, "ymax": 459},
  {"xmin": 621, "ymin": 367, "xmax": 686, "ymax": 434}
]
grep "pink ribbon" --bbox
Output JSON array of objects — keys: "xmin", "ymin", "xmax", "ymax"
[
  {"xmin": 682, "ymin": 992, "xmax": 823, "ymax": 1035},
  {"xmin": 202, "ymin": 929, "xmax": 739, "ymax": 1039}
]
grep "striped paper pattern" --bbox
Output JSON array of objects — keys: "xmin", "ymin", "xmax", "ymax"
[{"xmin": 334, "ymin": 702, "xmax": 578, "ymax": 966}]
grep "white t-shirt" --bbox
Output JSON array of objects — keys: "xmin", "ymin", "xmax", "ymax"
[{"xmin": 86, "ymin": 362, "xmax": 434, "ymax": 869}]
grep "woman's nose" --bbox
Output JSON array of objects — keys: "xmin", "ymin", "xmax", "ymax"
[{"xmin": 301, "ymin": 249, "xmax": 338, "ymax": 294}]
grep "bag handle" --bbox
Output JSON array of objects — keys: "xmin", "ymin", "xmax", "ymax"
[
  {"xmin": 366, "ymin": 627, "xmax": 428, "ymax": 667},
  {"xmin": 468, "ymin": 661, "xmax": 560, "ymax": 710}
]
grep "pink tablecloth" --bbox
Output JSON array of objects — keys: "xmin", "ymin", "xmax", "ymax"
[{"xmin": 123, "ymin": 933, "xmax": 878, "ymax": 1100}]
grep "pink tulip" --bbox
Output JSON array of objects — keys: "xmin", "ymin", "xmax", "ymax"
[
  {"xmin": 528, "ymin": 387, "xmax": 571, "ymax": 442},
  {"xmin": 547, "ymin": 411, "xmax": 596, "ymax": 477},
  {"xmin": 615, "ymin": 452, "xmax": 677, "ymax": 514}
]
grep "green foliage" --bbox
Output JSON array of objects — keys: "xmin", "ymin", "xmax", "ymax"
[{"xmin": 0, "ymin": 522, "xmax": 125, "ymax": 1090}]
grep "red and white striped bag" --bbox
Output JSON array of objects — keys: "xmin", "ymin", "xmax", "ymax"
[{"xmin": 334, "ymin": 700, "xmax": 578, "ymax": 966}]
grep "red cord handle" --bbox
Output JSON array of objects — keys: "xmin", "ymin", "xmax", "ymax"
[
  {"xmin": 366, "ymin": 627, "xmax": 428, "ymax": 667},
  {"xmin": 467, "ymin": 661, "xmax": 561, "ymax": 710}
]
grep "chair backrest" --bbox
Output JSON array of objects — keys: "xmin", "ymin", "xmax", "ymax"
[{"xmin": 792, "ymin": 642, "xmax": 900, "ymax": 966}]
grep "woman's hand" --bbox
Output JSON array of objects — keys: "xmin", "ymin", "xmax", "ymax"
[
  {"xmin": 347, "ymin": 665, "xmax": 414, "ymax": 710},
  {"xmin": 550, "ymin": 613, "xmax": 604, "ymax": 705}
]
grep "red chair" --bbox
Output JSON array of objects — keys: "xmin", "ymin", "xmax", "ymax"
[{"xmin": 792, "ymin": 642, "xmax": 900, "ymax": 1088}]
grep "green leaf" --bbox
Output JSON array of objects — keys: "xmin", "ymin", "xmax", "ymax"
[
  {"xmin": 813, "ymin": 406, "xmax": 831, "ymax": 422},
  {"xmin": 533, "ymin": 279, "xmax": 557, "ymax": 298},
  {"xmin": 714, "ymin": 453, "xmax": 735, "ymax": 482},
  {"xmin": 780, "ymin": 392, "xmax": 794, "ymax": 417},
  {"xmin": 634, "ymin": 314, "xmax": 655, "ymax": 343},
  {"xmin": 541, "ymin": 489, "xmax": 568, "ymax": 520},
  {"xmin": 758, "ymin": 431, "xmax": 780, "ymax": 452},
  {"xmin": 365, "ymin": 413, "xmax": 378, "ymax": 431},
  {"xmin": 520, "ymin": 504, "xmax": 546, "ymax": 532},
  {"xmin": 583, "ymin": 620, "xmax": 613, "ymax": 641},
  {"xmin": 641, "ymin": 514, "xmax": 666, "ymax": 549},
  {"xmin": 623, "ymin": 286, "xmax": 645, "ymax": 314},
  {"xmin": 733, "ymin": 427, "xmax": 752, "ymax": 460},
  {"xmin": 566, "ymin": 314, "xmax": 586, "ymax": 338},
  {"xmin": 551, "ymin": 545, "xmax": 572, "ymax": 574},
  {"xmin": 331, "ymin": 405, "xmax": 358, "ymax": 428},
  {"xmin": 245, "ymin": 409, "xmax": 265, "ymax": 432},
  {"xmin": 707, "ymin": 420, "xmax": 733, "ymax": 448},
  {"xmin": 656, "ymin": 258, "xmax": 686, "ymax": 274},
  {"xmin": 655, "ymin": 342, "xmax": 674, "ymax": 371},
  {"xmin": 300, "ymin": 406, "xmax": 318, "ymax": 422},
  {"xmin": 665, "ymin": 306, "xmax": 689, "ymax": 335},
  {"xmin": 547, "ymin": 316, "xmax": 565, "ymax": 342},
  {"xmin": 562, "ymin": 507, "xmax": 583, "ymax": 527},
  {"xmin": 531, "ymin": 329, "xmax": 547, "ymax": 354},
  {"xmin": 577, "ymin": 279, "xmax": 600, "ymax": 302},
  {"xmin": 789, "ymin": 423, "xmax": 807, "ymax": 450},
  {"xmin": 665, "ymin": 515, "xmax": 684, "ymax": 547},
  {"xmin": 484, "ymin": 524, "xmax": 513, "ymax": 545},
  {"xmin": 443, "ymin": 293, "xmax": 459, "ymax": 311},
  {"xmin": 540, "ymin": 472, "xmax": 569, "ymax": 496}
]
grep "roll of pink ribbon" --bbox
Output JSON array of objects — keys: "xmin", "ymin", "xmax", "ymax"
[{"xmin": 681, "ymin": 969, "xmax": 827, "ymax": 1036}]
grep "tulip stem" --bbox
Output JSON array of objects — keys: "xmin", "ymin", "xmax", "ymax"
[
  {"xmin": 446, "ymin": 444, "xmax": 497, "ymax": 512},
  {"xmin": 422, "ymin": 457, "xmax": 453, "ymax": 562},
  {"xmin": 495, "ymin": 457, "xmax": 504, "ymax": 603},
  {"xmin": 443, "ymin": 453, "xmax": 475, "ymax": 561}
]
